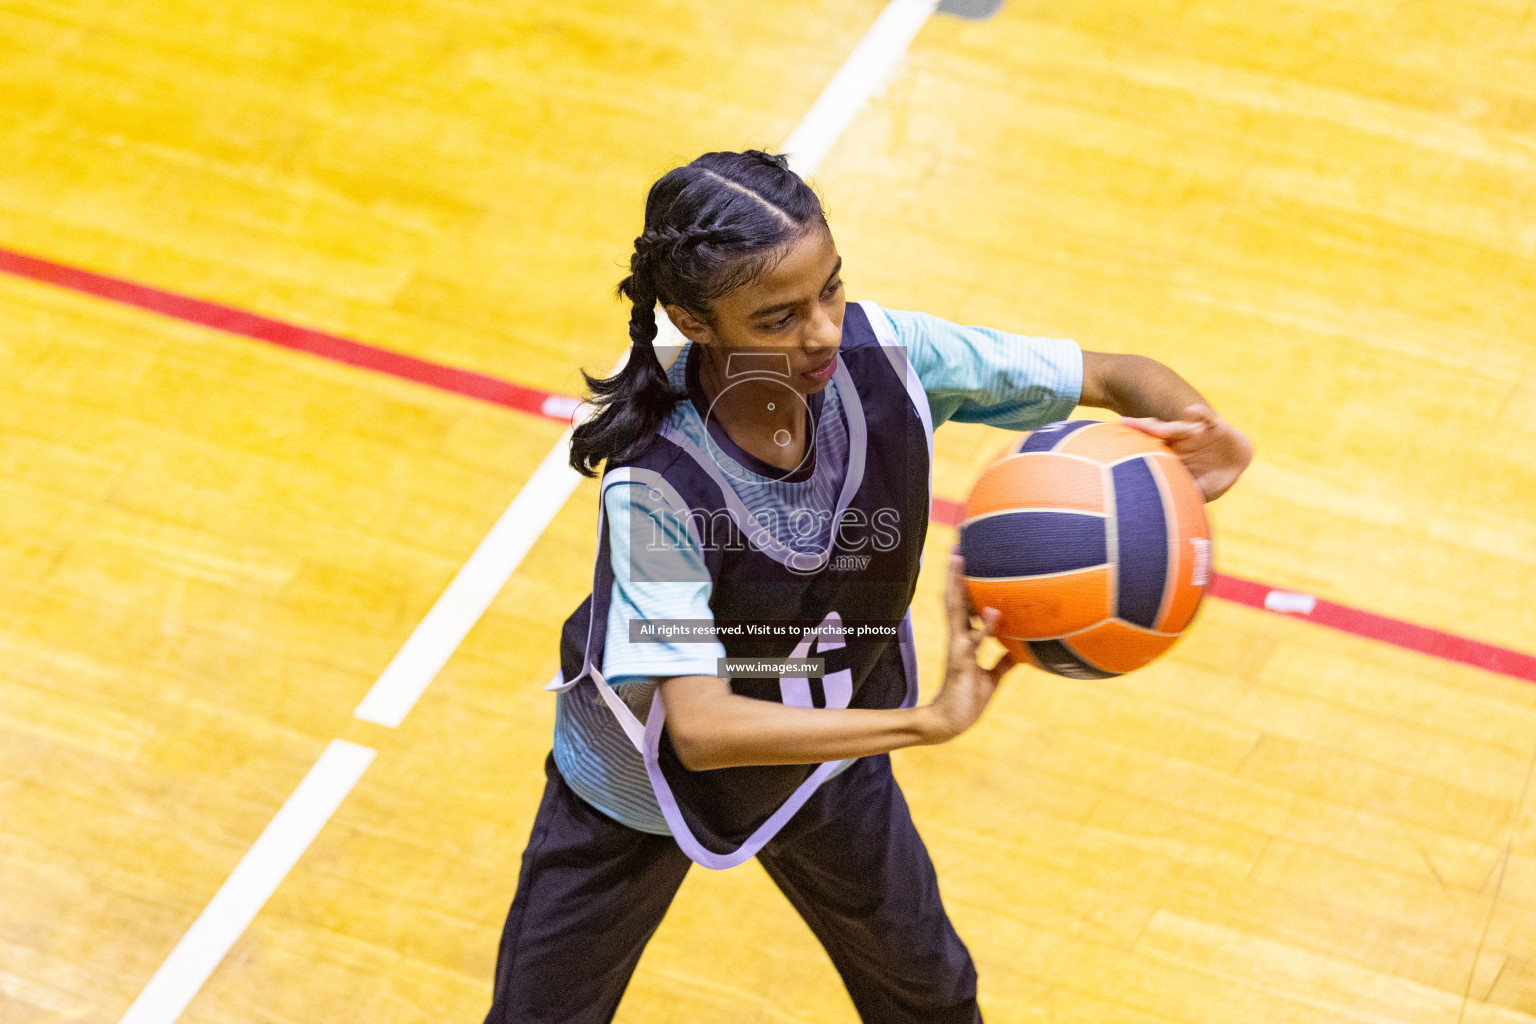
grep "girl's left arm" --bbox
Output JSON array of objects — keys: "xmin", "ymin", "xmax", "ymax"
[{"xmin": 1080, "ymin": 351, "xmax": 1254, "ymax": 502}]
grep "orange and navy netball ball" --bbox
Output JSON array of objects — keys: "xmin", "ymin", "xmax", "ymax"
[{"xmin": 958, "ymin": 419, "xmax": 1212, "ymax": 678}]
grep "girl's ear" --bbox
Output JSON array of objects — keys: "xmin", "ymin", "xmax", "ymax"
[{"xmin": 664, "ymin": 303, "xmax": 714, "ymax": 346}]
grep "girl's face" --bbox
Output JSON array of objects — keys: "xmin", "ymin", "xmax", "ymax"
[{"xmin": 669, "ymin": 226, "xmax": 846, "ymax": 396}]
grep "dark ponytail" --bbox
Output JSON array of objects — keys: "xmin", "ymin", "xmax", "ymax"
[{"xmin": 569, "ymin": 150, "xmax": 828, "ymax": 476}]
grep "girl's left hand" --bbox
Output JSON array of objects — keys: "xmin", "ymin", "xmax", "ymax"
[
  {"xmin": 1119, "ymin": 404, "xmax": 1254, "ymax": 502},
  {"xmin": 921, "ymin": 554, "xmax": 1016, "ymax": 745}
]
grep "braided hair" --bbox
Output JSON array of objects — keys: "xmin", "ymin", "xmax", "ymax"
[{"xmin": 569, "ymin": 150, "xmax": 828, "ymax": 476}]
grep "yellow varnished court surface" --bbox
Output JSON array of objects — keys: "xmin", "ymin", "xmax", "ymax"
[{"xmin": 2, "ymin": 0, "xmax": 1535, "ymax": 1021}]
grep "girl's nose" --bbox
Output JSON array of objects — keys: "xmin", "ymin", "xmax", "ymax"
[{"xmin": 804, "ymin": 306, "xmax": 840, "ymax": 353}]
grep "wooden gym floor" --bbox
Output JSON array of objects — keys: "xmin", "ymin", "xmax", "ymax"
[{"xmin": 2, "ymin": 0, "xmax": 1535, "ymax": 1021}]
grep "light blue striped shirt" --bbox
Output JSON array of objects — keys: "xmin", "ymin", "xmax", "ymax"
[{"xmin": 553, "ymin": 303, "xmax": 1083, "ymax": 832}]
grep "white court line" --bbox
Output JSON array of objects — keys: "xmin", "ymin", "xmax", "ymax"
[
  {"xmin": 118, "ymin": 741, "xmax": 376, "ymax": 1024},
  {"xmin": 780, "ymin": 0, "xmax": 939, "ymax": 176},
  {"xmin": 119, "ymin": 4, "xmax": 940, "ymax": 1021},
  {"xmin": 353, "ymin": 0, "xmax": 940, "ymax": 728},
  {"xmin": 354, "ymin": 430, "xmax": 583, "ymax": 727}
]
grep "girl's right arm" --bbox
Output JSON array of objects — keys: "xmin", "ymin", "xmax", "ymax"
[{"xmin": 659, "ymin": 554, "xmax": 1014, "ymax": 772}]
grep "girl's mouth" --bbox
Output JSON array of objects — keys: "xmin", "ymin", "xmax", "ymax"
[{"xmin": 803, "ymin": 355, "xmax": 838, "ymax": 381}]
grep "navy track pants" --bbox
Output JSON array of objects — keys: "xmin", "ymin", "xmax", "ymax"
[{"xmin": 484, "ymin": 752, "xmax": 981, "ymax": 1024}]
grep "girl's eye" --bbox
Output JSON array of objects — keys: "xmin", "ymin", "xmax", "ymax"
[
  {"xmin": 765, "ymin": 312, "xmax": 795, "ymax": 331},
  {"xmin": 823, "ymin": 279, "xmax": 843, "ymax": 298}
]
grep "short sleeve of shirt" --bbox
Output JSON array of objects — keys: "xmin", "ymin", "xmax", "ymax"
[
  {"xmin": 878, "ymin": 307, "xmax": 1084, "ymax": 431},
  {"xmin": 600, "ymin": 482, "xmax": 726, "ymax": 685}
]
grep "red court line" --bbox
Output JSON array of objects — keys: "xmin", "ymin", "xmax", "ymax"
[
  {"xmin": 5, "ymin": 245, "xmax": 1533, "ymax": 685},
  {"xmin": 1207, "ymin": 573, "xmax": 1536, "ymax": 683},
  {"xmin": 0, "ymin": 247, "xmax": 579, "ymax": 423}
]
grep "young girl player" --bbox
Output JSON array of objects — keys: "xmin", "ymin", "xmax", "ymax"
[{"xmin": 485, "ymin": 150, "xmax": 1252, "ymax": 1023}]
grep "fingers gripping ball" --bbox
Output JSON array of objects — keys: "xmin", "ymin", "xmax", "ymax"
[{"xmin": 959, "ymin": 419, "xmax": 1213, "ymax": 678}]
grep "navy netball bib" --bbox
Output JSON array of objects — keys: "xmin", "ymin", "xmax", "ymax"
[{"xmin": 551, "ymin": 300, "xmax": 935, "ymax": 868}]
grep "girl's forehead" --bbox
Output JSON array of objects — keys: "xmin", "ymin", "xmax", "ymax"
[{"xmin": 730, "ymin": 229, "xmax": 841, "ymax": 309}]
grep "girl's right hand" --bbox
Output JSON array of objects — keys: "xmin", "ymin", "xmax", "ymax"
[{"xmin": 922, "ymin": 553, "xmax": 1016, "ymax": 743}]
